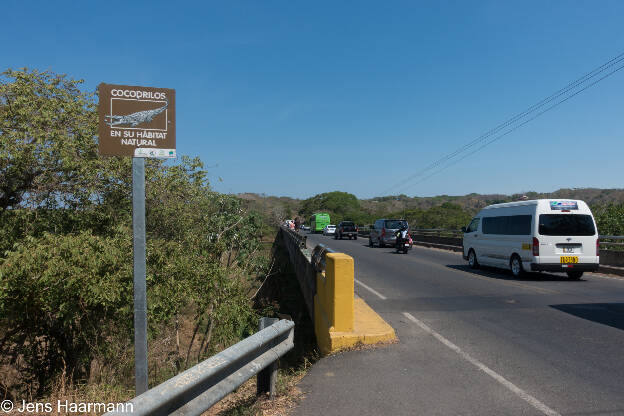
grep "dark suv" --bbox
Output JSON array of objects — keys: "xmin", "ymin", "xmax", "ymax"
[
  {"xmin": 335, "ymin": 221, "xmax": 358, "ymax": 240},
  {"xmin": 369, "ymin": 219, "xmax": 409, "ymax": 247}
]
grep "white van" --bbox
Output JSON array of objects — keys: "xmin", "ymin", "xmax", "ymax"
[{"xmin": 462, "ymin": 199, "xmax": 599, "ymax": 280}]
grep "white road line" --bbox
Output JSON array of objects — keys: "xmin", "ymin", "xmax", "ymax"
[
  {"xmin": 355, "ymin": 278, "xmax": 387, "ymax": 300},
  {"xmin": 402, "ymin": 312, "xmax": 561, "ymax": 416}
]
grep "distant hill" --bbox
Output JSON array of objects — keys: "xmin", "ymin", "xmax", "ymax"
[
  {"xmin": 239, "ymin": 188, "xmax": 624, "ymax": 233},
  {"xmin": 362, "ymin": 188, "xmax": 624, "ymax": 215},
  {"xmin": 241, "ymin": 188, "xmax": 624, "ymax": 215},
  {"xmin": 238, "ymin": 193, "xmax": 301, "ymax": 226}
]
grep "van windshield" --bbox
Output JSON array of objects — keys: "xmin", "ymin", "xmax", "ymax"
[{"xmin": 538, "ymin": 214, "xmax": 595, "ymax": 236}]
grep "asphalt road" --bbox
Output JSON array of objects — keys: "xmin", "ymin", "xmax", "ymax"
[{"xmin": 294, "ymin": 233, "xmax": 624, "ymax": 416}]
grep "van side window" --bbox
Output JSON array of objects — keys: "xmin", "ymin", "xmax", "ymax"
[
  {"xmin": 467, "ymin": 218, "xmax": 479, "ymax": 233},
  {"xmin": 483, "ymin": 215, "xmax": 531, "ymax": 235}
]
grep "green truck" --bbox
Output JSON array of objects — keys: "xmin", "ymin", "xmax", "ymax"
[{"xmin": 309, "ymin": 213, "xmax": 330, "ymax": 233}]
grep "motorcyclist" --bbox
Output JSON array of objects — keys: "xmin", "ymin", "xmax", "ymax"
[{"xmin": 395, "ymin": 224, "xmax": 409, "ymax": 245}]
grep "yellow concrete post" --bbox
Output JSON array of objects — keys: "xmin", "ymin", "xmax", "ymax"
[
  {"xmin": 313, "ymin": 250, "xmax": 394, "ymax": 355},
  {"xmin": 325, "ymin": 253, "xmax": 354, "ymax": 332}
]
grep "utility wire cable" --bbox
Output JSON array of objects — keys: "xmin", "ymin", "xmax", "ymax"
[
  {"xmin": 385, "ymin": 52, "xmax": 624, "ymax": 193},
  {"xmin": 396, "ymin": 61, "xmax": 624, "ymax": 192},
  {"xmin": 383, "ymin": 51, "xmax": 624, "ymax": 195}
]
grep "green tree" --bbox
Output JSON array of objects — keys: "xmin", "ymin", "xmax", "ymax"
[
  {"xmin": 0, "ymin": 68, "xmax": 132, "ymax": 252},
  {"xmin": 299, "ymin": 191, "xmax": 362, "ymax": 224},
  {"xmin": 593, "ymin": 203, "xmax": 624, "ymax": 235},
  {"xmin": 0, "ymin": 68, "xmax": 112, "ymax": 212}
]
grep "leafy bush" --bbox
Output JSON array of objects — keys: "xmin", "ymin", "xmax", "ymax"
[
  {"xmin": 0, "ymin": 230, "xmax": 133, "ymax": 395},
  {"xmin": 0, "ymin": 226, "xmax": 259, "ymax": 396}
]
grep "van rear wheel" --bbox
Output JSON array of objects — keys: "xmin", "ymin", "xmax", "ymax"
[
  {"xmin": 567, "ymin": 271, "xmax": 584, "ymax": 280},
  {"xmin": 510, "ymin": 255, "xmax": 524, "ymax": 278},
  {"xmin": 468, "ymin": 250, "xmax": 479, "ymax": 269}
]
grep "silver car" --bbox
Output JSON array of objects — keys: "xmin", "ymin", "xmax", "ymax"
[
  {"xmin": 369, "ymin": 219, "xmax": 409, "ymax": 247},
  {"xmin": 323, "ymin": 224, "xmax": 337, "ymax": 235}
]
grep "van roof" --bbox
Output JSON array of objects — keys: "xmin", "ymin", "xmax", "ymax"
[
  {"xmin": 482, "ymin": 200, "xmax": 538, "ymax": 209},
  {"xmin": 482, "ymin": 199, "xmax": 588, "ymax": 210}
]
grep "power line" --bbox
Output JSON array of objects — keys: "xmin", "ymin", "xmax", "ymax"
[
  {"xmin": 382, "ymin": 51, "xmax": 624, "ymax": 195},
  {"xmin": 385, "ymin": 51, "xmax": 624, "ymax": 194},
  {"xmin": 398, "ymin": 60, "xmax": 624, "ymax": 191}
]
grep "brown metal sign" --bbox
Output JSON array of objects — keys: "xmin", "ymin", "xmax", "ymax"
[{"xmin": 98, "ymin": 83, "xmax": 176, "ymax": 157}]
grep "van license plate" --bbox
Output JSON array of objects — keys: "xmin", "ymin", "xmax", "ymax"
[{"xmin": 560, "ymin": 256, "xmax": 579, "ymax": 264}]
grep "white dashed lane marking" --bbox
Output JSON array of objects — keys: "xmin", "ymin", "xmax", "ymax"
[
  {"xmin": 355, "ymin": 278, "xmax": 387, "ymax": 300},
  {"xmin": 402, "ymin": 311, "xmax": 561, "ymax": 416}
]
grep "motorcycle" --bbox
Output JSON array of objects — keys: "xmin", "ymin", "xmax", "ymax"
[{"xmin": 395, "ymin": 232, "xmax": 412, "ymax": 254}]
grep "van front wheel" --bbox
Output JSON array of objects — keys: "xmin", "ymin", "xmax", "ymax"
[
  {"xmin": 510, "ymin": 255, "xmax": 524, "ymax": 278},
  {"xmin": 468, "ymin": 250, "xmax": 479, "ymax": 269}
]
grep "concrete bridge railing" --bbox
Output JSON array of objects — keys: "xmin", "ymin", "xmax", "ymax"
[{"xmin": 278, "ymin": 227, "xmax": 395, "ymax": 355}]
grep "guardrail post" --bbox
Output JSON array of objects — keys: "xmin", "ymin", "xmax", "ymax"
[{"xmin": 257, "ymin": 317, "xmax": 279, "ymax": 398}]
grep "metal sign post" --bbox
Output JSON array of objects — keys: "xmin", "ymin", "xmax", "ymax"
[
  {"xmin": 132, "ymin": 157, "xmax": 148, "ymax": 394},
  {"xmin": 98, "ymin": 83, "xmax": 176, "ymax": 395}
]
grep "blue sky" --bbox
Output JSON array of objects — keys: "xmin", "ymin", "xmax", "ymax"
[{"xmin": 3, "ymin": 0, "xmax": 624, "ymax": 199}]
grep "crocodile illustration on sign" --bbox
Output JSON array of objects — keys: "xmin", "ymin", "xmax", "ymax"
[{"xmin": 106, "ymin": 100, "xmax": 168, "ymax": 127}]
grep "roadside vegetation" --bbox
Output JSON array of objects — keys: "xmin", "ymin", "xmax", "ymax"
[{"xmin": 0, "ymin": 69, "xmax": 272, "ymax": 405}]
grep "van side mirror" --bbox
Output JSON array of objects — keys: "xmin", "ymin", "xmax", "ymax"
[{"xmin": 461, "ymin": 226, "xmax": 467, "ymax": 233}]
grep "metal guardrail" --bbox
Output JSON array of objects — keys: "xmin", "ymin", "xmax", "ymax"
[
  {"xmin": 410, "ymin": 228, "xmax": 463, "ymax": 237},
  {"xmin": 598, "ymin": 236, "xmax": 624, "ymax": 247},
  {"xmin": 105, "ymin": 319, "xmax": 294, "ymax": 416},
  {"xmin": 311, "ymin": 243, "xmax": 336, "ymax": 272},
  {"xmin": 408, "ymin": 230, "xmax": 624, "ymax": 248},
  {"xmin": 357, "ymin": 227, "xmax": 462, "ymax": 238},
  {"xmin": 357, "ymin": 227, "xmax": 624, "ymax": 249},
  {"xmin": 407, "ymin": 230, "xmax": 624, "ymax": 240}
]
